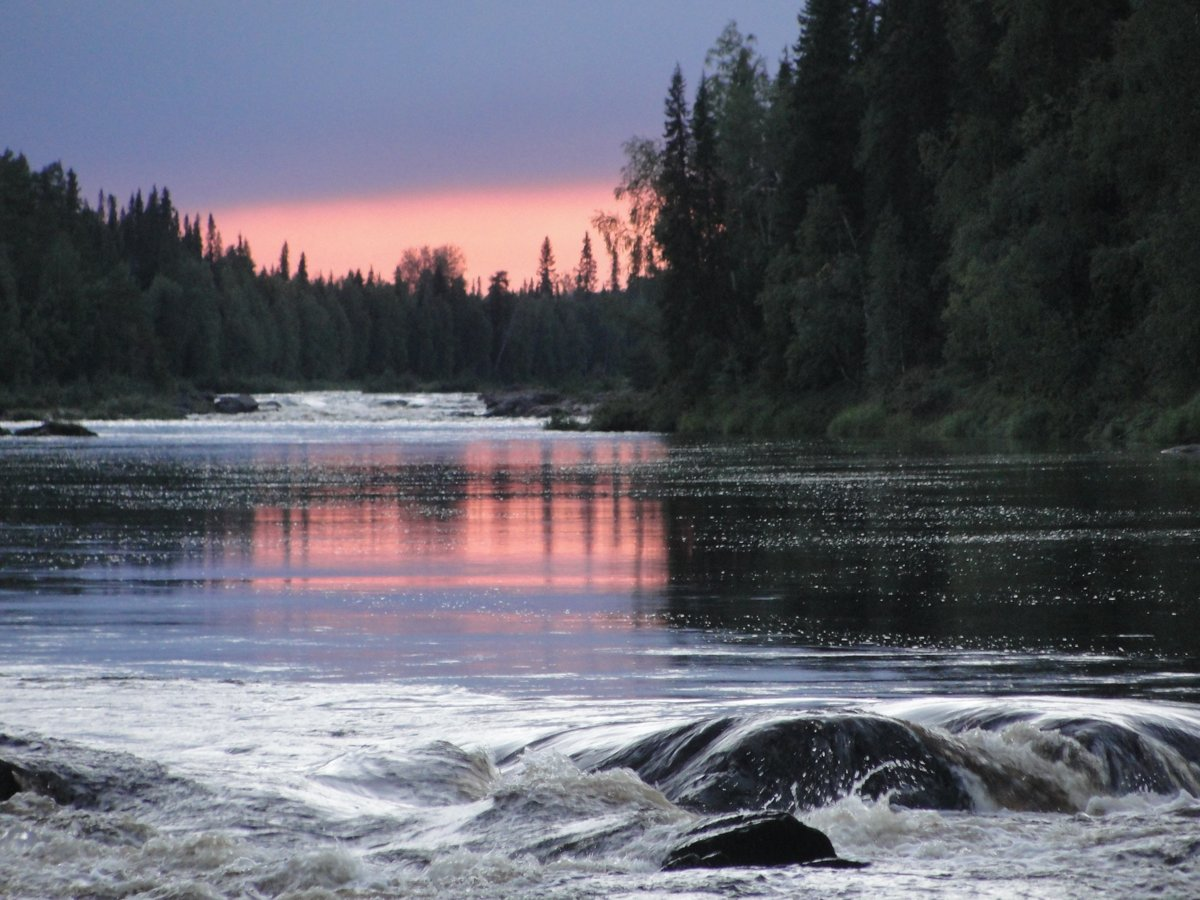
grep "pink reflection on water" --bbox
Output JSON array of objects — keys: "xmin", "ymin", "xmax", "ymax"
[{"xmin": 250, "ymin": 437, "xmax": 668, "ymax": 599}]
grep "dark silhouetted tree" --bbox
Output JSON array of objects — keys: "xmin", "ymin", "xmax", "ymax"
[
  {"xmin": 575, "ymin": 232, "xmax": 597, "ymax": 294},
  {"xmin": 537, "ymin": 237, "xmax": 556, "ymax": 295}
]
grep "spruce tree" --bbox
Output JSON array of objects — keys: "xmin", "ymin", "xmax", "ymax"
[
  {"xmin": 205, "ymin": 214, "xmax": 222, "ymax": 262},
  {"xmin": 537, "ymin": 237, "xmax": 556, "ymax": 295},
  {"xmin": 654, "ymin": 65, "xmax": 702, "ymax": 385},
  {"xmin": 857, "ymin": 0, "xmax": 954, "ymax": 379},
  {"xmin": 575, "ymin": 232, "xmax": 597, "ymax": 294},
  {"xmin": 778, "ymin": 0, "xmax": 863, "ymax": 240}
]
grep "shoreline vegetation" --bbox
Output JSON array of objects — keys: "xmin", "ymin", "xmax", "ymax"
[
  {"xmin": 3, "ymin": 377, "xmax": 1199, "ymax": 453},
  {"xmin": 3, "ymin": 4, "xmax": 1198, "ymax": 450}
]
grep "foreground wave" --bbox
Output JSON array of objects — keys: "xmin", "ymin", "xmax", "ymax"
[
  {"xmin": 547, "ymin": 703, "xmax": 1200, "ymax": 815},
  {"xmin": 2, "ymin": 693, "xmax": 1198, "ymax": 898}
]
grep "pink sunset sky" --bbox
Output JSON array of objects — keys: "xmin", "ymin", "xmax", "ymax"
[
  {"xmin": 211, "ymin": 181, "xmax": 620, "ymax": 287},
  {"xmin": 4, "ymin": 1, "xmax": 803, "ymax": 286}
]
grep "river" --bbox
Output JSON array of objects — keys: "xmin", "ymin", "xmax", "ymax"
[{"xmin": 1, "ymin": 392, "xmax": 1197, "ymax": 897}]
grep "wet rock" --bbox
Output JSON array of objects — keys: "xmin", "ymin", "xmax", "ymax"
[
  {"xmin": 482, "ymin": 390, "xmax": 563, "ymax": 418},
  {"xmin": 0, "ymin": 733, "xmax": 181, "ymax": 813},
  {"xmin": 13, "ymin": 420, "xmax": 97, "ymax": 437},
  {"xmin": 0, "ymin": 756, "xmax": 79, "ymax": 805},
  {"xmin": 586, "ymin": 714, "xmax": 973, "ymax": 813},
  {"xmin": 481, "ymin": 390, "xmax": 594, "ymax": 421},
  {"xmin": 1054, "ymin": 718, "xmax": 1200, "ymax": 797},
  {"xmin": 571, "ymin": 717, "xmax": 736, "ymax": 786},
  {"xmin": 213, "ymin": 393, "xmax": 259, "ymax": 414},
  {"xmin": 663, "ymin": 811, "xmax": 859, "ymax": 870}
]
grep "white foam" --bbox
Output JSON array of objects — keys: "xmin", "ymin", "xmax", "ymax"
[
  {"xmin": 496, "ymin": 749, "xmax": 681, "ymax": 816},
  {"xmin": 251, "ymin": 846, "xmax": 362, "ymax": 895},
  {"xmin": 3, "ymin": 673, "xmax": 1199, "ymax": 898}
]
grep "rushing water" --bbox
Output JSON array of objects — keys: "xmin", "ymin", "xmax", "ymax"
[{"xmin": 1, "ymin": 392, "xmax": 1198, "ymax": 898}]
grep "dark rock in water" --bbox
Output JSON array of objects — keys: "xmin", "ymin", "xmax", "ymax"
[
  {"xmin": 0, "ymin": 733, "xmax": 145, "ymax": 808},
  {"xmin": 663, "ymin": 811, "xmax": 860, "ymax": 870},
  {"xmin": 482, "ymin": 390, "xmax": 563, "ymax": 418},
  {"xmin": 0, "ymin": 732, "xmax": 192, "ymax": 816},
  {"xmin": 213, "ymin": 393, "xmax": 259, "ymax": 414},
  {"xmin": 13, "ymin": 420, "xmax": 97, "ymax": 437},
  {"xmin": 585, "ymin": 714, "xmax": 972, "ymax": 813},
  {"xmin": 0, "ymin": 426, "xmax": 9, "ymax": 436},
  {"xmin": 1053, "ymin": 718, "xmax": 1200, "ymax": 797},
  {"xmin": 481, "ymin": 390, "xmax": 594, "ymax": 422},
  {"xmin": 0, "ymin": 755, "xmax": 79, "ymax": 805},
  {"xmin": 572, "ymin": 717, "xmax": 736, "ymax": 786}
]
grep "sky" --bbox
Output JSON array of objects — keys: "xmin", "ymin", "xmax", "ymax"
[{"xmin": 3, "ymin": 1, "xmax": 804, "ymax": 285}]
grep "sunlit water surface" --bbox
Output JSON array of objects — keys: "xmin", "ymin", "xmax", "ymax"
[{"xmin": 1, "ymin": 392, "xmax": 1198, "ymax": 897}]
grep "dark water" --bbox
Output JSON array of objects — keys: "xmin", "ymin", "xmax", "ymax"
[
  {"xmin": 1, "ymin": 396, "xmax": 1199, "ymax": 898},
  {"xmin": 1, "ymin": 419, "xmax": 1198, "ymax": 699}
]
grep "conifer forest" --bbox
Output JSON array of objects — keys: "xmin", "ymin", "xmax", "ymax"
[{"xmin": 2, "ymin": 1, "xmax": 1198, "ymax": 442}]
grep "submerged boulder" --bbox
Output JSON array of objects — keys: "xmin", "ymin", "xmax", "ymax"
[
  {"xmin": 481, "ymin": 390, "xmax": 594, "ymax": 421},
  {"xmin": 584, "ymin": 713, "xmax": 972, "ymax": 814},
  {"xmin": 213, "ymin": 393, "xmax": 259, "ymax": 414},
  {"xmin": 482, "ymin": 390, "xmax": 563, "ymax": 418},
  {"xmin": 0, "ymin": 755, "xmax": 78, "ymax": 805},
  {"xmin": 663, "ymin": 811, "xmax": 861, "ymax": 870},
  {"xmin": 13, "ymin": 420, "xmax": 97, "ymax": 437},
  {"xmin": 0, "ymin": 732, "xmax": 186, "ymax": 813}
]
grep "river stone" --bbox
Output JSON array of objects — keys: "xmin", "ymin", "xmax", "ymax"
[
  {"xmin": 585, "ymin": 713, "xmax": 972, "ymax": 813},
  {"xmin": 482, "ymin": 390, "xmax": 562, "ymax": 417},
  {"xmin": 0, "ymin": 756, "xmax": 79, "ymax": 805},
  {"xmin": 663, "ymin": 811, "xmax": 856, "ymax": 870},
  {"xmin": 213, "ymin": 393, "xmax": 259, "ymax": 414},
  {"xmin": 13, "ymin": 420, "xmax": 97, "ymax": 437}
]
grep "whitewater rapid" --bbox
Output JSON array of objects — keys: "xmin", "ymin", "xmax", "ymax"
[
  {"xmin": 1, "ymin": 393, "xmax": 1197, "ymax": 897},
  {"xmin": 3, "ymin": 673, "xmax": 1198, "ymax": 898}
]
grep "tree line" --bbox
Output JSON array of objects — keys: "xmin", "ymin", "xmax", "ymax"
[
  {"xmin": 629, "ymin": 0, "xmax": 1200, "ymax": 441},
  {"xmin": 3, "ymin": 1, "xmax": 1197, "ymax": 441},
  {"xmin": 0, "ymin": 151, "xmax": 658, "ymax": 401}
]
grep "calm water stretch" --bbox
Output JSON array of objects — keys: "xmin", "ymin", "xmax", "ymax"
[{"xmin": 1, "ymin": 392, "xmax": 1198, "ymax": 898}]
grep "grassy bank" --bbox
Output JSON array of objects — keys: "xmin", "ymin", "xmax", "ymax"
[
  {"xmin": 0, "ymin": 378, "xmax": 189, "ymax": 422},
  {"xmin": 7, "ymin": 373, "xmax": 1195, "ymax": 451},
  {"xmin": 587, "ymin": 379, "xmax": 1200, "ymax": 450}
]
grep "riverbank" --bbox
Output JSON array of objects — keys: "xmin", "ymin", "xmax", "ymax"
[
  {"xmin": 0, "ymin": 378, "xmax": 633, "ymax": 444},
  {"xmin": 588, "ymin": 380, "xmax": 1200, "ymax": 449},
  {"xmin": 6, "ymin": 375, "xmax": 1197, "ymax": 451},
  {"xmin": 0, "ymin": 372, "xmax": 448, "ymax": 422}
]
